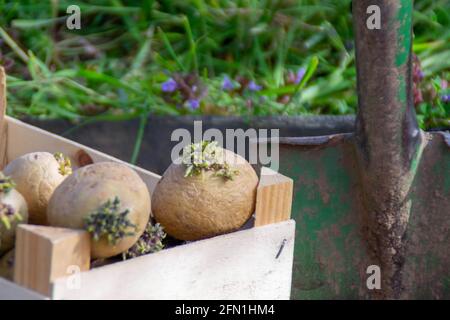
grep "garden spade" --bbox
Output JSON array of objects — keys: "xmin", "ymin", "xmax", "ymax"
[{"xmin": 272, "ymin": 0, "xmax": 449, "ymax": 299}]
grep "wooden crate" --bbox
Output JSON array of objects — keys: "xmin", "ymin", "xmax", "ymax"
[{"xmin": 0, "ymin": 67, "xmax": 295, "ymax": 300}]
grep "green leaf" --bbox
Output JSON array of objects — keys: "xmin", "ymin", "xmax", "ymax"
[{"xmin": 77, "ymin": 69, "xmax": 141, "ymax": 94}]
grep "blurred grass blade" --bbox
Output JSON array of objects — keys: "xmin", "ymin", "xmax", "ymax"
[
  {"xmin": 183, "ymin": 16, "xmax": 198, "ymax": 74},
  {"xmin": 158, "ymin": 27, "xmax": 186, "ymax": 71},
  {"xmin": 0, "ymin": 26, "xmax": 29, "ymax": 63},
  {"xmin": 130, "ymin": 27, "xmax": 155, "ymax": 73},
  {"xmin": 77, "ymin": 69, "xmax": 141, "ymax": 94},
  {"xmin": 283, "ymin": 56, "xmax": 319, "ymax": 112},
  {"xmin": 130, "ymin": 111, "xmax": 149, "ymax": 165},
  {"xmin": 11, "ymin": 17, "xmax": 66, "ymax": 29}
]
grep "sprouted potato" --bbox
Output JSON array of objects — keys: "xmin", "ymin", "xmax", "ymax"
[
  {"xmin": 47, "ymin": 162, "xmax": 151, "ymax": 259},
  {"xmin": 3, "ymin": 152, "xmax": 71, "ymax": 225},
  {"xmin": 152, "ymin": 141, "xmax": 258, "ymax": 241},
  {"xmin": 0, "ymin": 172, "xmax": 28, "ymax": 254}
]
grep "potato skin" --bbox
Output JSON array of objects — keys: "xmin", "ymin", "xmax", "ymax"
[
  {"xmin": 47, "ymin": 162, "xmax": 151, "ymax": 259},
  {"xmin": 152, "ymin": 149, "xmax": 258, "ymax": 241},
  {"xmin": 0, "ymin": 190, "xmax": 28, "ymax": 254},
  {"xmin": 3, "ymin": 152, "xmax": 66, "ymax": 225}
]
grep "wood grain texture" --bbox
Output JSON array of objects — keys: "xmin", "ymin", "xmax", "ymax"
[
  {"xmin": 49, "ymin": 220, "xmax": 295, "ymax": 300},
  {"xmin": 13, "ymin": 225, "xmax": 90, "ymax": 296},
  {"xmin": 6, "ymin": 117, "xmax": 161, "ymax": 194},
  {"xmin": 254, "ymin": 167, "xmax": 293, "ymax": 227},
  {"xmin": 0, "ymin": 73, "xmax": 295, "ymax": 299},
  {"xmin": 0, "ymin": 67, "xmax": 7, "ymax": 169}
]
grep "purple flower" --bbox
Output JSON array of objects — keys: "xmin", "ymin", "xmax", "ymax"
[
  {"xmin": 161, "ymin": 78, "xmax": 178, "ymax": 92},
  {"xmin": 295, "ymin": 67, "xmax": 306, "ymax": 84},
  {"xmin": 222, "ymin": 75, "xmax": 234, "ymax": 91},
  {"xmin": 442, "ymin": 80, "xmax": 448, "ymax": 90},
  {"xmin": 441, "ymin": 94, "xmax": 450, "ymax": 103},
  {"xmin": 248, "ymin": 81, "xmax": 262, "ymax": 92},
  {"xmin": 418, "ymin": 71, "xmax": 425, "ymax": 80},
  {"xmin": 187, "ymin": 99, "xmax": 200, "ymax": 110}
]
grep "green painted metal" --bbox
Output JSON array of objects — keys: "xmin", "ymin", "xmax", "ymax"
[
  {"xmin": 280, "ymin": 136, "xmax": 370, "ymax": 299},
  {"xmin": 277, "ymin": 133, "xmax": 450, "ymax": 299},
  {"xmin": 268, "ymin": 0, "xmax": 450, "ymax": 299},
  {"xmin": 395, "ymin": 0, "xmax": 413, "ymax": 67}
]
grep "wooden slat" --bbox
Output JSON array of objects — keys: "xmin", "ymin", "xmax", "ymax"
[
  {"xmin": 0, "ymin": 68, "xmax": 296, "ymax": 300},
  {"xmin": 0, "ymin": 67, "xmax": 160, "ymax": 192},
  {"xmin": 6, "ymin": 117, "xmax": 161, "ymax": 195},
  {"xmin": 0, "ymin": 67, "xmax": 7, "ymax": 169},
  {"xmin": 0, "ymin": 278, "xmax": 47, "ymax": 300},
  {"xmin": 14, "ymin": 225, "xmax": 90, "ymax": 296},
  {"xmin": 254, "ymin": 167, "xmax": 293, "ymax": 227},
  {"xmin": 50, "ymin": 220, "xmax": 295, "ymax": 300}
]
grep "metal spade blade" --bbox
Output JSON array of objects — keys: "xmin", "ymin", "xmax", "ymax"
[{"xmin": 269, "ymin": 0, "xmax": 449, "ymax": 299}]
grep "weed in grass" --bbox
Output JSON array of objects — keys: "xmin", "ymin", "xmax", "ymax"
[{"xmin": 0, "ymin": 0, "xmax": 447, "ymax": 130}]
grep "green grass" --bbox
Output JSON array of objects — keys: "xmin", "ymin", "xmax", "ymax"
[{"xmin": 0, "ymin": 0, "xmax": 448, "ymax": 129}]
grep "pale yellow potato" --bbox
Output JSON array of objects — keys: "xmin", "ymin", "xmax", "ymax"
[
  {"xmin": 152, "ymin": 148, "xmax": 258, "ymax": 241},
  {"xmin": 47, "ymin": 162, "xmax": 151, "ymax": 259},
  {"xmin": 0, "ymin": 189, "xmax": 28, "ymax": 254},
  {"xmin": 3, "ymin": 152, "xmax": 68, "ymax": 225}
]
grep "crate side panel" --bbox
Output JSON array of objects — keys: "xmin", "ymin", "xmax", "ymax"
[
  {"xmin": 0, "ymin": 67, "xmax": 6, "ymax": 168},
  {"xmin": 6, "ymin": 117, "xmax": 160, "ymax": 194},
  {"xmin": 0, "ymin": 278, "xmax": 47, "ymax": 300},
  {"xmin": 52, "ymin": 220, "xmax": 295, "ymax": 300}
]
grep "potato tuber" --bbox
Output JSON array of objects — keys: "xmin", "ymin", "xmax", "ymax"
[
  {"xmin": 3, "ymin": 152, "xmax": 71, "ymax": 225},
  {"xmin": 47, "ymin": 162, "xmax": 151, "ymax": 259},
  {"xmin": 152, "ymin": 141, "xmax": 258, "ymax": 241}
]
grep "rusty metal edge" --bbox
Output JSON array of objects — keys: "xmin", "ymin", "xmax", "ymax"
[
  {"xmin": 438, "ymin": 131, "xmax": 450, "ymax": 148},
  {"xmin": 251, "ymin": 133, "xmax": 353, "ymax": 149}
]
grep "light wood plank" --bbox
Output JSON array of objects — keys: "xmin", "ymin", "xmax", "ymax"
[
  {"xmin": 0, "ymin": 278, "xmax": 47, "ymax": 300},
  {"xmin": 6, "ymin": 117, "xmax": 161, "ymax": 195},
  {"xmin": 0, "ymin": 67, "xmax": 7, "ymax": 168},
  {"xmin": 254, "ymin": 167, "xmax": 293, "ymax": 227},
  {"xmin": 0, "ymin": 68, "xmax": 296, "ymax": 300},
  {"xmin": 51, "ymin": 220, "xmax": 295, "ymax": 300},
  {"xmin": 14, "ymin": 225, "xmax": 90, "ymax": 296}
]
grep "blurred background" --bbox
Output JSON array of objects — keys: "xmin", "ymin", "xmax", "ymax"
[{"xmin": 0, "ymin": 0, "xmax": 448, "ymax": 171}]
